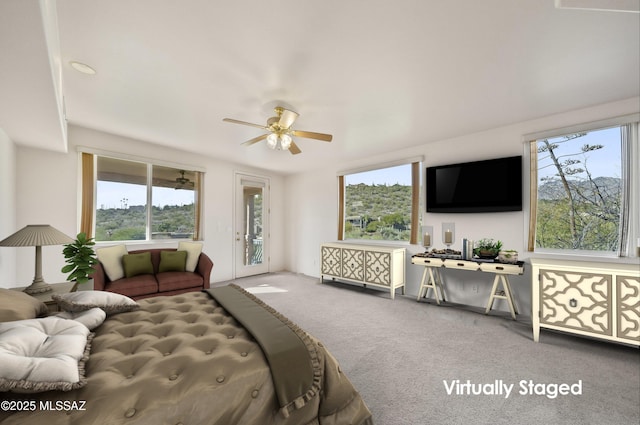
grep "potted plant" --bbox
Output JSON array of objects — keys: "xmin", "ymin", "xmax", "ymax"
[
  {"xmin": 498, "ymin": 249, "xmax": 518, "ymax": 264},
  {"xmin": 473, "ymin": 238, "xmax": 503, "ymax": 259},
  {"xmin": 61, "ymin": 232, "xmax": 98, "ymax": 292}
]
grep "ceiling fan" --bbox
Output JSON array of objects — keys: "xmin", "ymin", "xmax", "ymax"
[
  {"xmin": 223, "ymin": 106, "xmax": 332, "ymax": 155},
  {"xmin": 175, "ymin": 170, "xmax": 194, "ymax": 189}
]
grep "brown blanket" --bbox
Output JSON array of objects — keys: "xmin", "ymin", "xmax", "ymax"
[
  {"xmin": 1, "ymin": 288, "xmax": 373, "ymax": 425},
  {"xmin": 206, "ymin": 285, "xmax": 320, "ymax": 417}
]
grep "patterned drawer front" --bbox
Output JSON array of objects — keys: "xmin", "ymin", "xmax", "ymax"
[
  {"xmin": 321, "ymin": 246, "xmax": 341, "ymax": 276},
  {"xmin": 342, "ymin": 249, "xmax": 364, "ymax": 281},
  {"xmin": 617, "ymin": 275, "xmax": 640, "ymax": 342},
  {"xmin": 539, "ymin": 269, "xmax": 611, "ymax": 336},
  {"xmin": 365, "ymin": 251, "xmax": 391, "ymax": 286}
]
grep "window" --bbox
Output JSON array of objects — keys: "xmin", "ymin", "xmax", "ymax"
[
  {"xmin": 81, "ymin": 153, "xmax": 203, "ymax": 242},
  {"xmin": 529, "ymin": 120, "xmax": 638, "ymax": 256},
  {"xmin": 339, "ymin": 160, "xmax": 421, "ymax": 244}
]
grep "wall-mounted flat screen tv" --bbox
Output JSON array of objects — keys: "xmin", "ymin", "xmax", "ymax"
[{"xmin": 426, "ymin": 155, "xmax": 522, "ymax": 213}]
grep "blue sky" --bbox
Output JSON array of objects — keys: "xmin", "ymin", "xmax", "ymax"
[
  {"xmin": 346, "ymin": 164, "xmax": 412, "ymax": 186},
  {"xmin": 97, "ymin": 182, "xmax": 194, "ymax": 209},
  {"xmin": 537, "ymin": 126, "xmax": 621, "ymax": 181}
]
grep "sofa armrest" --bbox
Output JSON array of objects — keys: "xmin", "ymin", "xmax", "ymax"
[
  {"xmin": 91, "ymin": 262, "xmax": 107, "ymax": 291},
  {"xmin": 196, "ymin": 252, "xmax": 214, "ymax": 289}
]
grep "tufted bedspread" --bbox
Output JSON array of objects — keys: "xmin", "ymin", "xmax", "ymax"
[{"xmin": 0, "ymin": 286, "xmax": 373, "ymax": 425}]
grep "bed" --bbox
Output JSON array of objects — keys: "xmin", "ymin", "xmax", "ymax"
[{"xmin": 0, "ymin": 285, "xmax": 373, "ymax": 425}]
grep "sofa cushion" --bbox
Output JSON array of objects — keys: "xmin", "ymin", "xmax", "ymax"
[
  {"xmin": 178, "ymin": 241, "xmax": 202, "ymax": 272},
  {"xmin": 122, "ymin": 252, "xmax": 154, "ymax": 278},
  {"xmin": 156, "ymin": 272, "xmax": 204, "ymax": 293},
  {"xmin": 158, "ymin": 250, "xmax": 187, "ymax": 273},
  {"xmin": 96, "ymin": 244, "xmax": 128, "ymax": 281},
  {"xmin": 105, "ymin": 275, "xmax": 159, "ymax": 298}
]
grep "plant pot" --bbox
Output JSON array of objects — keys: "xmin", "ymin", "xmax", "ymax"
[
  {"xmin": 497, "ymin": 251, "xmax": 518, "ymax": 263},
  {"xmin": 477, "ymin": 249, "xmax": 499, "ymax": 259},
  {"xmin": 71, "ymin": 278, "xmax": 94, "ymax": 292}
]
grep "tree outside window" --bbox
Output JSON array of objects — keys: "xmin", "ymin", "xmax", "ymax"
[{"xmin": 533, "ymin": 126, "xmax": 623, "ymax": 252}]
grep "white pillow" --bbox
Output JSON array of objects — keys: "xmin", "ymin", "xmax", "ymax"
[
  {"xmin": 52, "ymin": 291, "xmax": 139, "ymax": 314},
  {"xmin": 178, "ymin": 241, "xmax": 203, "ymax": 272},
  {"xmin": 96, "ymin": 244, "xmax": 128, "ymax": 281},
  {"xmin": 0, "ymin": 317, "xmax": 91, "ymax": 392},
  {"xmin": 55, "ymin": 307, "xmax": 106, "ymax": 330}
]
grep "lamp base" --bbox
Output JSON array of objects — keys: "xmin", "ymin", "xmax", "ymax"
[{"xmin": 23, "ymin": 281, "xmax": 52, "ymax": 294}]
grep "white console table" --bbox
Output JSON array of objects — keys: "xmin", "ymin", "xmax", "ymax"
[
  {"xmin": 321, "ymin": 243, "xmax": 406, "ymax": 299},
  {"xmin": 411, "ymin": 255, "xmax": 524, "ymax": 319}
]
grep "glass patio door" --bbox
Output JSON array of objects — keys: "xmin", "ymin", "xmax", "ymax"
[{"xmin": 234, "ymin": 173, "xmax": 269, "ymax": 277}]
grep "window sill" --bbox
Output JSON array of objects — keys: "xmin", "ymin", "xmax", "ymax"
[
  {"xmin": 340, "ymin": 239, "xmax": 411, "ymax": 248},
  {"xmin": 94, "ymin": 239, "xmax": 195, "ymax": 248},
  {"xmin": 528, "ymin": 250, "xmax": 639, "ymax": 265}
]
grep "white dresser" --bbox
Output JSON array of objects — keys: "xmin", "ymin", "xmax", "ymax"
[
  {"xmin": 320, "ymin": 243, "xmax": 406, "ymax": 299},
  {"xmin": 531, "ymin": 258, "xmax": 640, "ymax": 346}
]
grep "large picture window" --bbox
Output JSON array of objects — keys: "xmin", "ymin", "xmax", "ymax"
[
  {"xmin": 339, "ymin": 160, "xmax": 421, "ymax": 244},
  {"xmin": 81, "ymin": 153, "xmax": 203, "ymax": 242},
  {"xmin": 529, "ymin": 119, "xmax": 638, "ymax": 256}
]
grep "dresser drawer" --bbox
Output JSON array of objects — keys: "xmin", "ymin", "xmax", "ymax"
[
  {"xmin": 411, "ymin": 257, "xmax": 444, "ymax": 267},
  {"xmin": 479, "ymin": 262, "xmax": 523, "ymax": 275},
  {"xmin": 443, "ymin": 259, "xmax": 480, "ymax": 271}
]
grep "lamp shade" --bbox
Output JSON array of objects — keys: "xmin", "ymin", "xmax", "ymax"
[
  {"xmin": 0, "ymin": 225, "xmax": 74, "ymax": 294},
  {"xmin": 0, "ymin": 225, "xmax": 74, "ymax": 247}
]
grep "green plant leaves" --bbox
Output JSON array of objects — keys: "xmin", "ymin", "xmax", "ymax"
[{"xmin": 61, "ymin": 232, "xmax": 98, "ymax": 283}]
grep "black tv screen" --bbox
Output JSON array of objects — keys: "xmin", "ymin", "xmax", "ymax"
[{"xmin": 426, "ymin": 155, "xmax": 522, "ymax": 213}]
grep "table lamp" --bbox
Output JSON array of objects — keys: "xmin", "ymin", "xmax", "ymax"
[{"xmin": 0, "ymin": 225, "xmax": 73, "ymax": 294}]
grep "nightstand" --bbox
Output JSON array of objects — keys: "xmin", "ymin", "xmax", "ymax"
[{"xmin": 12, "ymin": 281, "xmax": 76, "ymax": 312}]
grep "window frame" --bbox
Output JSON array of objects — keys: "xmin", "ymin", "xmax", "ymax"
[
  {"xmin": 78, "ymin": 148, "xmax": 205, "ymax": 244},
  {"xmin": 337, "ymin": 157, "xmax": 423, "ymax": 245},
  {"xmin": 525, "ymin": 114, "xmax": 639, "ymax": 259}
]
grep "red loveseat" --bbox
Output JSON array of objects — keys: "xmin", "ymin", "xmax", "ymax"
[{"xmin": 92, "ymin": 248, "xmax": 213, "ymax": 300}]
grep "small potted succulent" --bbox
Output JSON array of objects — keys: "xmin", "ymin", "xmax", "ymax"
[
  {"xmin": 61, "ymin": 232, "xmax": 98, "ymax": 292},
  {"xmin": 474, "ymin": 238, "xmax": 503, "ymax": 259}
]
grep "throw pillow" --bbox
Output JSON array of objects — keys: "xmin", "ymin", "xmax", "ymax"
[
  {"xmin": 178, "ymin": 241, "xmax": 202, "ymax": 272},
  {"xmin": 55, "ymin": 307, "xmax": 106, "ymax": 331},
  {"xmin": 0, "ymin": 317, "xmax": 92, "ymax": 393},
  {"xmin": 52, "ymin": 291, "xmax": 139, "ymax": 314},
  {"xmin": 96, "ymin": 244, "xmax": 128, "ymax": 281},
  {"xmin": 158, "ymin": 250, "xmax": 187, "ymax": 273},
  {"xmin": 0, "ymin": 289, "xmax": 48, "ymax": 322},
  {"xmin": 122, "ymin": 252, "xmax": 154, "ymax": 278}
]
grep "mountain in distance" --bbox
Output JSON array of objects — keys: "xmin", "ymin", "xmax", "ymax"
[{"xmin": 538, "ymin": 176, "xmax": 621, "ymax": 201}]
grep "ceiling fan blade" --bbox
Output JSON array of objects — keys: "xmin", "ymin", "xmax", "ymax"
[
  {"xmin": 223, "ymin": 118, "xmax": 268, "ymax": 130},
  {"xmin": 278, "ymin": 109, "xmax": 299, "ymax": 129},
  {"xmin": 241, "ymin": 134, "xmax": 268, "ymax": 146},
  {"xmin": 291, "ymin": 130, "xmax": 333, "ymax": 142},
  {"xmin": 288, "ymin": 141, "xmax": 302, "ymax": 155}
]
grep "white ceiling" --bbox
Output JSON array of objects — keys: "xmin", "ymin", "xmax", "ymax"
[{"xmin": 1, "ymin": 0, "xmax": 638, "ymax": 175}]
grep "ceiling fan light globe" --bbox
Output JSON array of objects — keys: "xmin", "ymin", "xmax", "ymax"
[
  {"xmin": 280, "ymin": 134, "xmax": 292, "ymax": 150},
  {"xmin": 266, "ymin": 133, "xmax": 278, "ymax": 149}
]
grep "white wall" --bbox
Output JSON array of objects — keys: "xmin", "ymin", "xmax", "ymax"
[
  {"xmin": 285, "ymin": 97, "xmax": 640, "ymax": 316},
  {"xmin": 4, "ymin": 125, "xmax": 285, "ymax": 288},
  {"xmin": 0, "ymin": 128, "xmax": 17, "ymax": 285}
]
